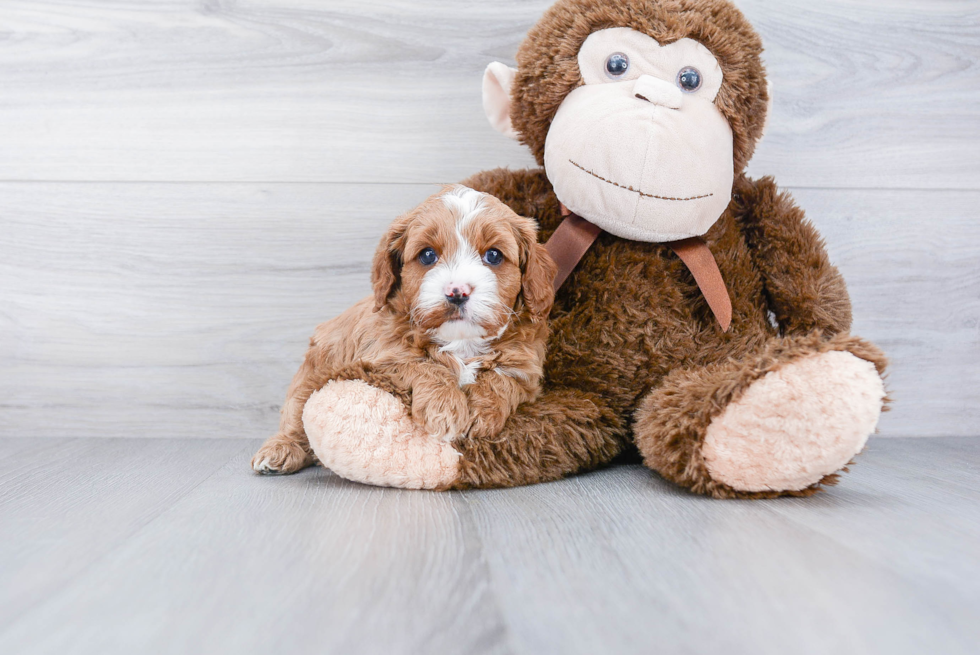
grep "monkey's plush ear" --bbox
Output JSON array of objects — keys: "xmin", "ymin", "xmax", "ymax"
[{"xmin": 482, "ymin": 62, "xmax": 520, "ymax": 140}]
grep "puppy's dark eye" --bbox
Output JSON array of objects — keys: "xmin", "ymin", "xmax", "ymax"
[
  {"xmin": 677, "ymin": 66, "xmax": 702, "ymax": 92},
  {"xmin": 482, "ymin": 248, "xmax": 503, "ymax": 266},
  {"xmin": 418, "ymin": 247, "xmax": 438, "ymax": 266},
  {"xmin": 605, "ymin": 52, "xmax": 629, "ymax": 78}
]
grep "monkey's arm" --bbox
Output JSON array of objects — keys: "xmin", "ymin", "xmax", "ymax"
[
  {"xmin": 736, "ymin": 176, "xmax": 852, "ymax": 336},
  {"xmin": 460, "ymin": 168, "xmax": 564, "ymax": 236}
]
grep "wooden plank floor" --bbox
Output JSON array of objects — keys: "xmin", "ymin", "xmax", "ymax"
[{"xmin": 0, "ymin": 437, "xmax": 977, "ymax": 655}]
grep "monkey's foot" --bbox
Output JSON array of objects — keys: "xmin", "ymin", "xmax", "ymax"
[
  {"xmin": 701, "ymin": 351, "xmax": 886, "ymax": 492},
  {"xmin": 302, "ymin": 380, "xmax": 461, "ymax": 490}
]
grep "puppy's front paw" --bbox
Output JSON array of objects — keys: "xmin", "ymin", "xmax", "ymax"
[
  {"xmin": 411, "ymin": 385, "xmax": 470, "ymax": 441},
  {"xmin": 251, "ymin": 435, "xmax": 314, "ymax": 475}
]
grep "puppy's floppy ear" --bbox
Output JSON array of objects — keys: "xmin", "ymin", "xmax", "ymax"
[
  {"xmin": 514, "ymin": 216, "xmax": 558, "ymax": 321},
  {"xmin": 371, "ymin": 213, "xmax": 411, "ymax": 311}
]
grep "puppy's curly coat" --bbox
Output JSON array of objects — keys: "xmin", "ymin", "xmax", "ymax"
[{"xmin": 252, "ymin": 186, "xmax": 557, "ymax": 475}]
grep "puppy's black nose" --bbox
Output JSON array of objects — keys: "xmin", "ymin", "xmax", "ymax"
[{"xmin": 446, "ymin": 289, "xmax": 469, "ymax": 306}]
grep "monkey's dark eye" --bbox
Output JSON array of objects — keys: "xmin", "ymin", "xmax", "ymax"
[
  {"xmin": 677, "ymin": 67, "xmax": 702, "ymax": 92},
  {"xmin": 418, "ymin": 248, "xmax": 438, "ymax": 266},
  {"xmin": 482, "ymin": 248, "xmax": 503, "ymax": 266},
  {"xmin": 605, "ymin": 53, "xmax": 630, "ymax": 78}
]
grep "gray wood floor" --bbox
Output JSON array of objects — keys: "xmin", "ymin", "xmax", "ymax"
[{"xmin": 0, "ymin": 437, "xmax": 977, "ymax": 655}]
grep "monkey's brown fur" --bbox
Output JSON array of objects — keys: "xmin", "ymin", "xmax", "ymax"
[
  {"xmin": 439, "ymin": 0, "xmax": 889, "ymax": 498},
  {"xmin": 268, "ymin": 0, "xmax": 888, "ymax": 498},
  {"xmin": 453, "ymin": 166, "xmax": 886, "ymax": 497},
  {"xmin": 512, "ymin": 0, "xmax": 769, "ymax": 173}
]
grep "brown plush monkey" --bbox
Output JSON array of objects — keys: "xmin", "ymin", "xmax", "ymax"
[{"xmin": 255, "ymin": 0, "xmax": 888, "ymax": 499}]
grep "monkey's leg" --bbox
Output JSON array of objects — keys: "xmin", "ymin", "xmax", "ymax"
[
  {"xmin": 633, "ymin": 333, "xmax": 887, "ymax": 499},
  {"xmin": 303, "ymin": 380, "xmax": 625, "ymax": 490},
  {"xmin": 453, "ymin": 387, "xmax": 625, "ymax": 488}
]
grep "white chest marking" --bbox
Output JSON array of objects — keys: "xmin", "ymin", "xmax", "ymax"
[
  {"xmin": 454, "ymin": 357, "xmax": 482, "ymax": 386},
  {"xmin": 436, "ymin": 334, "xmax": 492, "ymax": 387}
]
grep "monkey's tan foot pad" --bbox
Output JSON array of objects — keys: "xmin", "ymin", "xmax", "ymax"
[
  {"xmin": 303, "ymin": 380, "xmax": 461, "ymax": 490},
  {"xmin": 702, "ymin": 351, "xmax": 886, "ymax": 492}
]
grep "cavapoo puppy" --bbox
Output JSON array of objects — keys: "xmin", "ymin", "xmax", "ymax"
[{"xmin": 252, "ymin": 185, "xmax": 557, "ymax": 475}]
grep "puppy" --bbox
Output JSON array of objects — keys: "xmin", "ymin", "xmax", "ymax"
[{"xmin": 252, "ymin": 185, "xmax": 557, "ymax": 475}]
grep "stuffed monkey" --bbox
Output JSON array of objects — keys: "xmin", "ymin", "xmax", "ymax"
[{"xmin": 253, "ymin": 0, "xmax": 888, "ymax": 499}]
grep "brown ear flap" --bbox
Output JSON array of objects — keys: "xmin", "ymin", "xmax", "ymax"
[
  {"xmin": 371, "ymin": 214, "xmax": 411, "ymax": 311},
  {"xmin": 515, "ymin": 219, "xmax": 558, "ymax": 321}
]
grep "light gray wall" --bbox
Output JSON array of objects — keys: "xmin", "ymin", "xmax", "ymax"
[{"xmin": 1, "ymin": 0, "xmax": 977, "ymax": 439}]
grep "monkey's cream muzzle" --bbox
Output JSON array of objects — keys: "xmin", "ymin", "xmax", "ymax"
[
  {"xmin": 542, "ymin": 28, "xmax": 735, "ymax": 243},
  {"xmin": 481, "ymin": 27, "xmax": 740, "ymax": 330}
]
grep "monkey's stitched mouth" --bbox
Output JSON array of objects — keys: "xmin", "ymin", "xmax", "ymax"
[{"xmin": 569, "ymin": 160, "xmax": 713, "ymax": 202}]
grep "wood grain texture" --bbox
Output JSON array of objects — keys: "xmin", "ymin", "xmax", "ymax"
[
  {"xmin": 0, "ymin": 437, "xmax": 976, "ymax": 654},
  {"xmin": 0, "ymin": 183, "xmax": 980, "ymax": 438},
  {"xmin": 0, "ymin": 0, "xmax": 977, "ymax": 188},
  {"xmin": 2, "ymin": 182, "xmax": 976, "ymax": 439},
  {"xmin": 463, "ymin": 441, "xmax": 980, "ymax": 655},
  {"xmin": 791, "ymin": 187, "xmax": 980, "ymax": 437},
  {"xmin": 0, "ymin": 182, "xmax": 436, "ymax": 439},
  {"xmin": 0, "ymin": 438, "xmax": 246, "ymax": 633},
  {"xmin": 0, "ymin": 439, "xmax": 510, "ymax": 655}
]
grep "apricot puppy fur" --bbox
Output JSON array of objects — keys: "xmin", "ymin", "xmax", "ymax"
[{"xmin": 251, "ymin": 186, "xmax": 557, "ymax": 475}]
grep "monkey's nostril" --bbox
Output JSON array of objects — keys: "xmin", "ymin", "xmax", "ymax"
[
  {"xmin": 633, "ymin": 75, "xmax": 683, "ymax": 110},
  {"xmin": 635, "ymin": 91, "xmax": 679, "ymax": 109}
]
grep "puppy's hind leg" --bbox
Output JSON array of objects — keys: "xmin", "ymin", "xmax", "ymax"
[
  {"xmin": 252, "ymin": 355, "xmax": 323, "ymax": 475},
  {"xmin": 252, "ymin": 433, "xmax": 315, "ymax": 475},
  {"xmin": 251, "ymin": 359, "xmax": 402, "ymax": 475}
]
